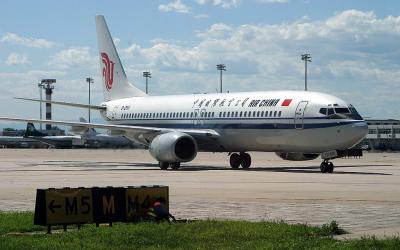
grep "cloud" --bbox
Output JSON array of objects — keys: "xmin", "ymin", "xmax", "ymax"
[
  {"xmin": 196, "ymin": 0, "xmax": 240, "ymax": 8},
  {"xmin": 113, "ymin": 37, "xmax": 121, "ymax": 46},
  {"xmin": 159, "ymin": 0, "xmax": 192, "ymax": 14},
  {"xmin": 257, "ymin": 0, "xmax": 289, "ymax": 3},
  {"xmin": 49, "ymin": 47, "xmax": 96, "ymax": 70},
  {"xmin": 196, "ymin": 23, "xmax": 233, "ymax": 39},
  {"xmin": 195, "ymin": 14, "xmax": 209, "ymax": 19},
  {"xmin": 5, "ymin": 53, "xmax": 30, "ymax": 65},
  {"xmin": 0, "ymin": 33, "xmax": 55, "ymax": 48},
  {"xmin": 118, "ymin": 10, "xmax": 400, "ymax": 118}
]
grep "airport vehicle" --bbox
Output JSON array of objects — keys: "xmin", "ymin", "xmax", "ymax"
[{"xmin": 0, "ymin": 16, "xmax": 368, "ymax": 172}]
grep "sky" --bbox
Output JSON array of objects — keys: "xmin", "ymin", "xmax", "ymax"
[{"xmin": 1, "ymin": 0, "xmax": 400, "ymax": 129}]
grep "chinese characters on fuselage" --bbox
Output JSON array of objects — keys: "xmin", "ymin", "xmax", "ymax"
[{"xmin": 192, "ymin": 97, "xmax": 280, "ymax": 109}]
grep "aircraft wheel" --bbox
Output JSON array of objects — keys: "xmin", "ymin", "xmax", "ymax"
[
  {"xmin": 327, "ymin": 162, "xmax": 334, "ymax": 173},
  {"xmin": 320, "ymin": 162, "xmax": 327, "ymax": 173},
  {"xmin": 159, "ymin": 161, "xmax": 169, "ymax": 170},
  {"xmin": 240, "ymin": 153, "xmax": 251, "ymax": 169},
  {"xmin": 170, "ymin": 162, "xmax": 181, "ymax": 170},
  {"xmin": 229, "ymin": 153, "xmax": 241, "ymax": 169}
]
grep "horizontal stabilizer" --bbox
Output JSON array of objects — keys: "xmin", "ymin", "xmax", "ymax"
[{"xmin": 15, "ymin": 97, "xmax": 106, "ymax": 110}]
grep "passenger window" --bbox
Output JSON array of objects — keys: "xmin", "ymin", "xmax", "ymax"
[
  {"xmin": 240, "ymin": 111, "xmax": 242, "ymax": 117},
  {"xmin": 235, "ymin": 111, "xmax": 238, "ymax": 117},
  {"xmin": 278, "ymin": 111, "xmax": 282, "ymax": 117},
  {"xmin": 257, "ymin": 111, "xmax": 260, "ymax": 117},
  {"xmin": 223, "ymin": 112, "xmax": 226, "ymax": 117},
  {"xmin": 261, "ymin": 111, "xmax": 264, "ymax": 117},
  {"xmin": 274, "ymin": 111, "xmax": 277, "ymax": 117},
  {"xmin": 269, "ymin": 111, "xmax": 273, "ymax": 117},
  {"xmin": 253, "ymin": 111, "xmax": 256, "ymax": 117}
]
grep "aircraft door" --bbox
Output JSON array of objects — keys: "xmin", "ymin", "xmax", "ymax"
[
  {"xmin": 193, "ymin": 109, "xmax": 206, "ymax": 126},
  {"xmin": 294, "ymin": 101, "xmax": 308, "ymax": 129},
  {"xmin": 111, "ymin": 105, "xmax": 119, "ymax": 120}
]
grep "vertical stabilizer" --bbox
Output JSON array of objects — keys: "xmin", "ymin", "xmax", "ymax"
[
  {"xmin": 25, "ymin": 123, "xmax": 47, "ymax": 137},
  {"xmin": 95, "ymin": 15, "xmax": 146, "ymax": 101}
]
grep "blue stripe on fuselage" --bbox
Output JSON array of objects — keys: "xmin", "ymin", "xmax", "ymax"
[{"xmin": 114, "ymin": 120, "xmax": 363, "ymax": 130}]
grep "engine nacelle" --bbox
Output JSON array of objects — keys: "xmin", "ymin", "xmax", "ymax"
[
  {"xmin": 149, "ymin": 132, "xmax": 197, "ymax": 163},
  {"xmin": 276, "ymin": 152, "xmax": 320, "ymax": 161}
]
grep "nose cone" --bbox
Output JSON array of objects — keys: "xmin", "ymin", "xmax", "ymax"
[{"xmin": 342, "ymin": 121, "xmax": 368, "ymax": 148}]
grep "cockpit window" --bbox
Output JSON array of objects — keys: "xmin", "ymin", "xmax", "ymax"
[
  {"xmin": 319, "ymin": 108, "xmax": 327, "ymax": 115},
  {"xmin": 319, "ymin": 105, "xmax": 363, "ymax": 120},
  {"xmin": 348, "ymin": 104, "xmax": 363, "ymax": 120},
  {"xmin": 334, "ymin": 108, "xmax": 350, "ymax": 114}
]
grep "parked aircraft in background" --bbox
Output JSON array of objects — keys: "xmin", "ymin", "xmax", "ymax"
[
  {"xmin": 0, "ymin": 15, "xmax": 368, "ymax": 172},
  {"xmin": 25, "ymin": 122, "xmax": 135, "ymax": 149}
]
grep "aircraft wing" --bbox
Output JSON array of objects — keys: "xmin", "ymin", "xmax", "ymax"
[
  {"xmin": 0, "ymin": 117, "xmax": 220, "ymax": 146},
  {"xmin": 14, "ymin": 97, "xmax": 106, "ymax": 110}
]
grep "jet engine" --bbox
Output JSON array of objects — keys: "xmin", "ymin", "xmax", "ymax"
[
  {"xmin": 149, "ymin": 132, "xmax": 197, "ymax": 163},
  {"xmin": 275, "ymin": 152, "xmax": 320, "ymax": 161}
]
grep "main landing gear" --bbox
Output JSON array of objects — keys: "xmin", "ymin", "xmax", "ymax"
[
  {"xmin": 320, "ymin": 160, "xmax": 334, "ymax": 173},
  {"xmin": 229, "ymin": 152, "xmax": 251, "ymax": 169},
  {"xmin": 159, "ymin": 162, "xmax": 181, "ymax": 170}
]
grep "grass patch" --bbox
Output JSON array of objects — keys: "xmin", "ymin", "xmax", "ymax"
[{"xmin": 1, "ymin": 212, "xmax": 399, "ymax": 249}]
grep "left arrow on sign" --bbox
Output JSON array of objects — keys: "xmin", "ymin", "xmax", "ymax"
[{"xmin": 49, "ymin": 200, "xmax": 61, "ymax": 213}]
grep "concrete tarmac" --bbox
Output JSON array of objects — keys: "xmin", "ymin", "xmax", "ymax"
[{"xmin": 0, "ymin": 149, "xmax": 399, "ymax": 238}]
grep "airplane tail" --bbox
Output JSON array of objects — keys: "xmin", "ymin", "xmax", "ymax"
[
  {"xmin": 95, "ymin": 15, "xmax": 146, "ymax": 101},
  {"xmin": 24, "ymin": 123, "xmax": 47, "ymax": 137}
]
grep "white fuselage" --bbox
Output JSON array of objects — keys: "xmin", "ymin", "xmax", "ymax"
[{"xmin": 100, "ymin": 90, "xmax": 368, "ymax": 153}]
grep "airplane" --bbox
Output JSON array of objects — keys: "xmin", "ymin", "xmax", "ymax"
[
  {"xmin": 0, "ymin": 134, "xmax": 44, "ymax": 148},
  {"xmin": 24, "ymin": 122, "xmax": 82, "ymax": 148},
  {"xmin": 0, "ymin": 15, "xmax": 368, "ymax": 173},
  {"xmin": 25, "ymin": 122, "xmax": 135, "ymax": 149}
]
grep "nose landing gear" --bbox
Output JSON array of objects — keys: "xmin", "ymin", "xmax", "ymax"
[{"xmin": 320, "ymin": 160, "xmax": 334, "ymax": 173}]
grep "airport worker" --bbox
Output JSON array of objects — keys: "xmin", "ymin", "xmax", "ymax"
[{"xmin": 147, "ymin": 197, "xmax": 176, "ymax": 223}]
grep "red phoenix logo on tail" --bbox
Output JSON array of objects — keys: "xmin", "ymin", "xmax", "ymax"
[{"xmin": 101, "ymin": 52, "xmax": 115, "ymax": 91}]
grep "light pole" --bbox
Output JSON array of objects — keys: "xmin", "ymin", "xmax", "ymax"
[
  {"xmin": 86, "ymin": 77, "xmax": 94, "ymax": 123},
  {"xmin": 216, "ymin": 64, "xmax": 226, "ymax": 93},
  {"xmin": 143, "ymin": 71, "xmax": 151, "ymax": 94},
  {"xmin": 301, "ymin": 53, "xmax": 311, "ymax": 91},
  {"xmin": 37, "ymin": 82, "xmax": 44, "ymax": 130}
]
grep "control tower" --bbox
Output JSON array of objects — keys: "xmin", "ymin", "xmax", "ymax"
[{"xmin": 41, "ymin": 79, "xmax": 56, "ymax": 130}]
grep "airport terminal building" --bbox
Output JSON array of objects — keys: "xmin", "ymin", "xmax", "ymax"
[{"xmin": 362, "ymin": 119, "xmax": 400, "ymax": 151}]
